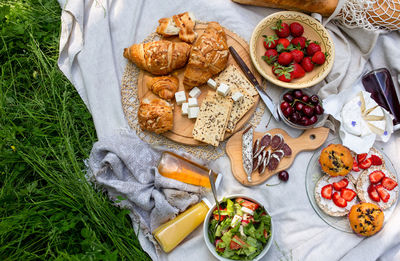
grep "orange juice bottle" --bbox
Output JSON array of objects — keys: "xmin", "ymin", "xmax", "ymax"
[
  {"xmin": 152, "ymin": 198, "xmax": 211, "ymax": 253},
  {"xmin": 158, "ymin": 151, "xmax": 215, "ymax": 188}
]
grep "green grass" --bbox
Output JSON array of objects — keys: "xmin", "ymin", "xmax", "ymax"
[{"xmin": 0, "ymin": 1, "xmax": 150, "ymax": 260}]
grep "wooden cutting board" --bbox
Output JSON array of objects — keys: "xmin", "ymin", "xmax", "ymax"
[
  {"xmin": 226, "ymin": 127, "xmax": 330, "ymax": 186},
  {"xmin": 137, "ymin": 23, "xmax": 261, "ymax": 146}
]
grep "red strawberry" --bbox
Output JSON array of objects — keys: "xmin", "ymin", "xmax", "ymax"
[
  {"xmin": 301, "ymin": 57, "xmax": 314, "ymax": 72},
  {"xmin": 291, "ymin": 37, "xmax": 307, "ymax": 49},
  {"xmin": 272, "ymin": 65, "xmax": 278, "ymax": 76},
  {"xmin": 357, "ymin": 153, "xmax": 368, "ymax": 163},
  {"xmin": 276, "ymin": 38, "xmax": 291, "ymax": 52},
  {"xmin": 263, "ymin": 35, "xmax": 279, "ymax": 49},
  {"xmin": 369, "ymin": 170, "xmax": 385, "ymax": 184},
  {"xmin": 332, "ymin": 192, "xmax": 347, "ymax": 208},
  {"xmin": 370, "ymin": 155, "xmax": 383, "ymax": 165},
  {"xmin": 382, "ymin": 177, "xmax": 398, "ymax": 191},
  {"xmin": 333, "ymin": 178, "xmax": 349, "ymax": 191},
  {"xmin": 311, "ymin": 51, "xmax": 326, "ymax": 65},
  {"xmin": 291, "ymin": 63, "xmax": 305, "ymax": 79},
  {"xmin": 278, "ymin": 73, "xmax": 293, "ymax": 82},
  {"xmin": 307, "ymin": 42, "xmax": 321, "ymax": 56},
  {"xmin": 291, "ymin": 49, "xmax": 304, "ymax": 63},
  {"xmin": 341, "ymin": 188, "xmax": 357, "ymax": 202},
  {"xmin": 278, "ymin": 52, "xmax": 293, "ymax": 66},
  {"xmin": 376, "ymin": 184, "xmax": 390, "ymax": 203},
  {"xmin": 359, "ymin": 158, "xmax": 372, "ymax": 169},
  {"xmin": 290, "ymin": 22, "xmax": 304, "ymax": 37},
  {"xmin": 262, "ymin": 49, "xmax": 279, "ymax": 65},
  {"xmin": 368, "ymin": 184, "xmax": 381, "ymax": 202},
  {"xmin": 352, "ymin": 158, "xmax": 360, "ymax": 172},
  {"xmin": 321, "ymin": 184, "xmax": 333, "ymax": 200},
  {"xmin": 272, "ymin": 20, "xmax": 290, "ymax": 38}
]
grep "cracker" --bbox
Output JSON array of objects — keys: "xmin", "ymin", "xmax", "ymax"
[
  {"xmin": 356, "ymin": 165, "xmax": 398, "ymax": 210},
  {"xmin": 215, "ymin": 64, "xmax": 258, "ymax": 96},
  {"xmin": 192, "ymin": 92, "xmax": 233, "ymax": 146},
  {"xmin": 214, "ymin": 80, "xmax": 255, "ymax": 133}
]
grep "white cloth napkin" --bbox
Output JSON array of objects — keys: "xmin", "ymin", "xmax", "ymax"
[{"xmin": 57, "ymin": 0, "xmax": 400, "ymax": 260}]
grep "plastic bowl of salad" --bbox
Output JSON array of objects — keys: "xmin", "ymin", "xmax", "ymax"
[{"xmin": 203, "ymin": 195, "xmax": 273, "ymax": 260}]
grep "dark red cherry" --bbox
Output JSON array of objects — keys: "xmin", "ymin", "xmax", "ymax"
[
  {"xmin": 301, "ymin": 95, "xmax": 310, "ymax": 103},
  {"xmin": 309, "ymin": 115, "xmax": 318, "ymax": 124},
  {"xmin": 283, "ymin": 93, "xmax": 294, "ymax": 103},
  {"xmin": 310, "ymin": 95, "xmax": 319, "ymax": 104},
  {"xmin": 314, "ymin": 104, "xmax": 324, "ymax": 115},
  {"xmin": 290, "ymin": 112, "xmax": 301, "ymax": 123},
  {"xmin": 302, "ymin": 105, "xmax": 314, "ymax": 117},
  {"xmin": 293, "ymin": 90, "xmax": 303, "ymax": 99},
  {"xmin": 283, "ymin": 106, "xmax": 294, "ymax": 117},
  {"xmin": 280, "ymin": 101, "xmax": 290, "ymax": 111},
  {"xmin": 278, "ymin": 170, "xmax": 289, "ymax": 182},
  {"xmin": 294, "ymin": 102, "xmax": 304, "ymax": 112}
]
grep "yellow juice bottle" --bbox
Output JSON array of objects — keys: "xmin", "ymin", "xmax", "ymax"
[{"xmin": 152, "ymin": 198, "xmax": 211, "ymax": 253}]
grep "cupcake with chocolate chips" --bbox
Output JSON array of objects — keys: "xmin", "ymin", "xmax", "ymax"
[
  {"xmin": 348, "ymin": 202, "xmax": 384, "ymax": 236},
  {"xmin": 319, "ymin": 144, "xmax": 353, "ymax": 177}
]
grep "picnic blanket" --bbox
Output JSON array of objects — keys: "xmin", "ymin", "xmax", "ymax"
[{"xmin": 57, "ymin": 0, "xmax": 400, "ymax": 260}]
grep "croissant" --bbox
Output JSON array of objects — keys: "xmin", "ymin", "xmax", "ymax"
[
  {"xmin": 138, "ymin": 98, "xmax": 173, "ymax": 134},
  {"xmin": 123, "ymin": 40, "xmax": 191, "ymax": 75},
  {"xmin": 156, "ymin": 12, "xmax": 197, "ymax": 43},
  {"xmin": 147, "ymin": 76, "xmax": 179, "ymax": 100},
  {"xmin": 183, "ymin": 22, "xmax": 229, "ymax": 89}
]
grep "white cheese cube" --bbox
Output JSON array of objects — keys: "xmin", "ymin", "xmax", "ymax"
[
  {"xmin": 217, "ymin": 83, "xmax": 230, "ymax": 97},
  {"xmin": 232, "ymin": 91, "xmax": 243, "ymax": 102},
  {"xmin": 231, "ymin": 214, "xmax": 242, "ymax": 227},
  {"xmin": 207, "ymin": 78, "xmax": 217, "ymax": 89},
  {"xmin": 188, "ymin": 106, "xmax": 199, "ymax": 119},
  {"xmin": 181, "ymin": 103, "xmax": 189, "ymax": 115},
  {"xmin": 188, "ymin": 98, "xmax": 198, "ymax": 107},
  {"xmin": 189, "ymin": 87, "xmax": 201, "ymax": 98},
  {"xmin": 241, "ymin": 206, "xmax": 254, "ymax": 216},
  {"xmin": 175, "ymin": 91, "xmax": 187, "ymax": 105}
]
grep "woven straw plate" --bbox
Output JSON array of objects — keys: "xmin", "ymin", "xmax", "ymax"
[{"xmin": 250, "ymin": 11, "xmax": 335, "ymax": 89}]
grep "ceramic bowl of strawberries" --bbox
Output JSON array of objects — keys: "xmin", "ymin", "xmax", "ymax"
[
  {"xmin": 250, "ymin": 11, "xmax": 335, "ymax": 89},
  {"xmin": 278, "ymin": 88, "xmax": 325, "ymax": 129}
]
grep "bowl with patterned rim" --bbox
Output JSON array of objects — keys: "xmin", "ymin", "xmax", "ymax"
[{"xmin": 250, "ymin": 11, "xmax": 335, "ymax": 89}]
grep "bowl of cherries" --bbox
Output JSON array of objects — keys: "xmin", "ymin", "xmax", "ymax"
[{"xmin": 278, "ymin": 89, "xmax": 325, "ymax": 129}]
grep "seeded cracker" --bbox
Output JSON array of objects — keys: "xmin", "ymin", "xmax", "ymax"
[
  {"xmin": 215, "ymin": 64, "xmax": 258, "ymax": 96},
  {"xmin": 192, "ymin": 92, "xmax": 233, "ymax": 146},
  {"xmin": 214, "ymin": 80, "xmax": 255, "ymax": 133}
]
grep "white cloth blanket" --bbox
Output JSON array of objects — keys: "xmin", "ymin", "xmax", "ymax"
[{"xmin": 58, "ymin": 0, "xmax": 400, "ymax": 260}]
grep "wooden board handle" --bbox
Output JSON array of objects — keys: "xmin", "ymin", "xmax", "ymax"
[{"xmin": 291, "ymin": 127, "xmax": 330, "ymax": 155}]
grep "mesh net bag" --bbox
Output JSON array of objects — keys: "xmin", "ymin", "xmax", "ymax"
[{"xmin": 334, "ymin": 0, "xmax": 400, "ymax": 31}]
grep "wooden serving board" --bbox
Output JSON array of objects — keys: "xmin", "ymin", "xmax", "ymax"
[
  {"xmin": 226, "ymin": 127, "xmax": 330, "ymax": 186},
  {"xmin": 137, "ymin": 23, "xmax": 261, "ymax": 146}
]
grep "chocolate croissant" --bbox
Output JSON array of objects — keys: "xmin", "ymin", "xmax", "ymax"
[
  {"xmin": 148, "ymin": 76, "xmax": 179, "ymax": 100},
  {"xmin": 123, "ymin": 40, "xmax": 191, "ymax": 75},
  {"xmin": 183, "ymin": 22, "xmax": 229, "ymax": 89}
]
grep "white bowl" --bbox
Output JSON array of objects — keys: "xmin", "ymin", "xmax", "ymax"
[{"xmin": 203, "ymin": 194, "xmax": 274, "ymax": 261}]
